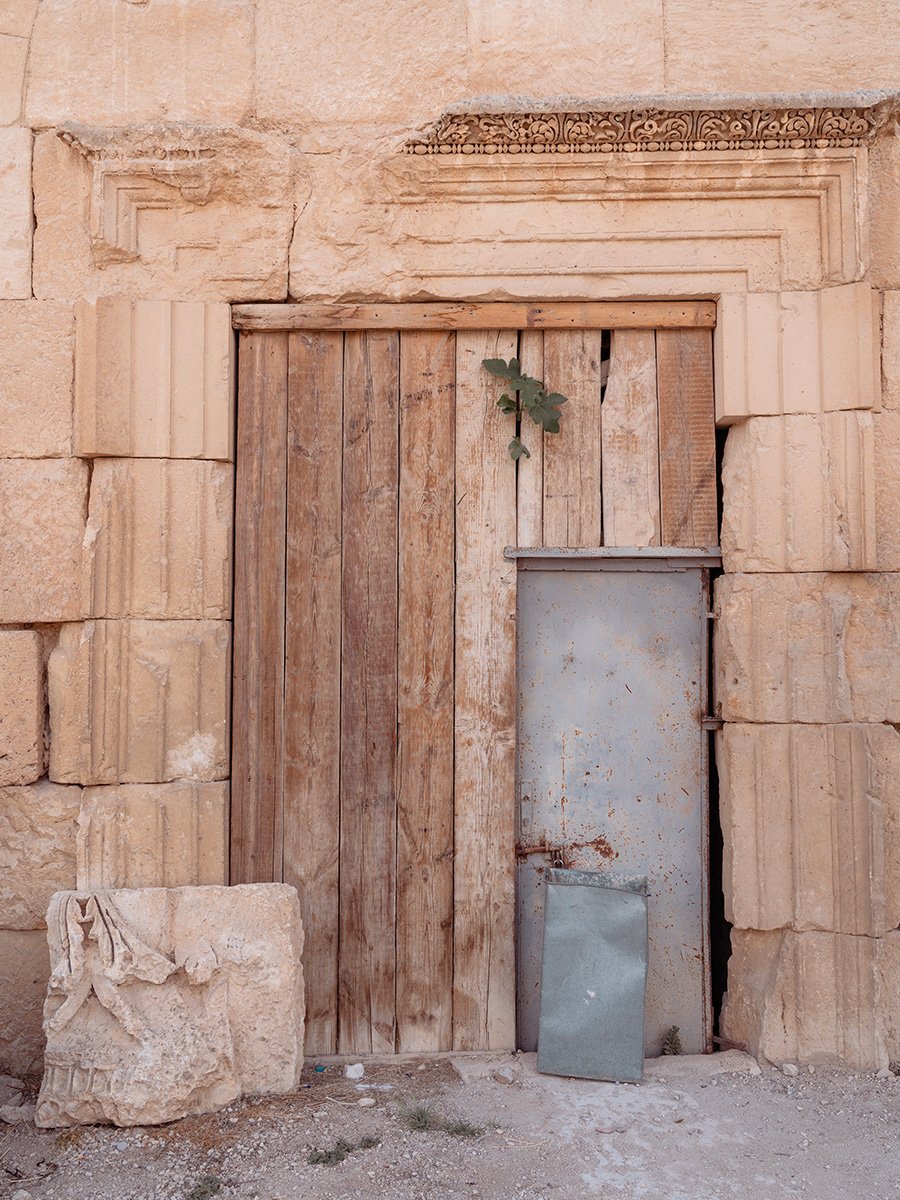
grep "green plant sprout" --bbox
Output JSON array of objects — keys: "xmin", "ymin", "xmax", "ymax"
[{"xmin": 482, "ymin": 357, "xmax": 568, "ymax": 461}]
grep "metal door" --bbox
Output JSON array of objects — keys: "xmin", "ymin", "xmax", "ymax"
[{"xmin": 515, "ymin": 552, "xmax": 713, "ymax": 1056}]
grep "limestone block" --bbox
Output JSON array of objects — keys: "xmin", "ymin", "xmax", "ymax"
[
  {"xmin": 83, "ymin": 460, "xmax": 232, "ymax": 619},
  {"xmin": 715, "ymin": 284, "xmax": 881, "ymax": 422},
  {"xmin": 35, "ymin": 884, "xmax": 304, "ymax": 1127},
  {"xmin": 32, "ymin": 128, "xmax": 297, "ymax": 302},
  {"xmin": 0, "ymin": 781, "xmax": 80, "ymax": 928},
  {"xmin": 0, "ymin": 459, "xmax": 88, "ymax": 622},
  {"xmin": 718, "ymin": 724, "xmax": 900, "ymax": 935},
  {"xmin": 75, "ymin": 299, "xmax": 234, "ymax": 460},
  {"xmin": 884, "ymin": 292, "xmax": 900, "ymax": 411},
  {"xmin": 721, "ymin": 413, "xmax": 876, "ymax": 571},
  {"xmin": 26, "ymin": 0, "xmax": 252, "ymax": 126},
  {"xmin": 0, "ymin": 631, "xmax": 44, "ymax": 786},
  {"xmin": 0, "ymin": 127, "xmax": 31, "ymax": 299},
  {"xmin": 875, "ymin": 412, "xmax": 900, "ymax": 570},
  {"xmin": 77, "ymin": 782, "xmax": 228, "ymax": 890},
  {"xmin": 877, "ymin": 934, "xmax": 900, "ymax": 1065},
  {"xmin": 257, "ymin": 0, "xmax": 467, "ymax": 128},
  {"xmin": 0, "ymin": 33, "xmax": 26, "ymax": 124},
  {"xmin": 664, "ymin": 0, "xmax": 900, "ymax": 92},
  {"xmin": 0, "ymin": 0, "xmax": 38, "ymax": 37},
  {"xmin": 49, "ymin": 620, "xmax": 230, "ymax": 786},
  {"xmin": 870, "ymin": 133, "xmax": 900, "ymax": 290},
  {"xmin": 715, "ymin": 573, "xmax": 900, "ymax": 723},
  {"xmin": 721, "ymin": 929, "xmax": 883, "ymax": 1070},
  {"xmin": 0, "ymin": 929, "xmax": 50, "ymax": 1078},
  {"xmin": 465, "ymin": 0, "xmax": 663, "ymax": 99},
  {"xmin": 0, "ymin": 301, "xmax": 75, "ymax": 457}
]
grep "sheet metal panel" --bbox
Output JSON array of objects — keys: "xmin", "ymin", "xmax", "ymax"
[
  {"xmin": 516, "ymin": 565, "xmax": 710, "ymax": 1056},
  {"xmin": 537, "ymin": 870, "xmax": 648, "ymax": 1082}
]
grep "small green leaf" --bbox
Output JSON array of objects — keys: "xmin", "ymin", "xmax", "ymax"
[
  {"xmin": 482, "ymin": 358, "xmax": 514, "ymax": 378},
  {"xmin": 544, "ymin": 392, "xmax": 569, "ymax": 406},
  {"xmin": 508, "ymin": 437, "xmax": 531, "ymax": 461},
  {"xmin": 496, "ymin": 393, "xmax": 518, "ymax": 413}
]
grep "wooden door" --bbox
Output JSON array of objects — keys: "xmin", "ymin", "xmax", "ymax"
[{"xmin": 230, "ymin": 302, "xmax": 718, "ymax": 1055}]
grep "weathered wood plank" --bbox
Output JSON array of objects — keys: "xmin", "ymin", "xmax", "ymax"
[
  {"xmin": 656, "ymin": 329, "xmax": 718, "ymax": 548},
  {"xmin": 233, "ymin": 301, "xmax": 718, "ymax": 332},
  {"xmin": 515, "ymin": 330, "xmax": 544, "ymax": 548},
  {"xmin": 283, "ymin": 331, "xmax": 343, "ymax": 1054},
  {"xmin": 601, "ymin": 330, "xmax": 661, "ymax": 547},
  {"xmin": 542, "ymin": 330, "xmax": 604, "ymax": 547},
  {"xmin": 396, "ymin": 331, "xmax": 456, "ymax": 1053},
  {"xmin": 339, "ymin": 331, "xmax": 400, "ymax": 1055},
  {"xmin": 454, "ymin": 330, "xmax": 518, "ymax": 1050},
  {"xmin": 231, "ymin": 331, "xmax": 288, "ymax": 885}
]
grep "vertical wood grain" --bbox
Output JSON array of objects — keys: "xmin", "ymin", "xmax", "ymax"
[
  {"xmin": 231, "ymin": 331, "xmax": 288, "ymax": 885},
  {"xmin": 453, "ymin": 330, "xmax": 518, "ymax": 1050},
  {"xmin": 283, "ymin": 331, "xmax": 343, "ymax": 1054},
  {"xmin": 656, "ymin": 329, "xmax": 718, "ymax": 547},
  {"xmin": 339, "ymin": 331, "xmax": 400, "ymax": 1055},
  {"xmin": 601, "ymin": 330, "xmax": 661, "ymax": 547},
  {"xmin": 515, "ymin": 330, "xmax": 545, "ymax": 548},
  {"xmin": 542, "ymin": 330, "xmax": 604, "ymax": 547},
  {"xmin": 396, "ymin": 331, "xmax": 456, "ymax": 1052}
]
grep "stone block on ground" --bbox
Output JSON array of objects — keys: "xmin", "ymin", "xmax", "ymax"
[
  {"xmin": 0, "ymin": 458, "xmax": 88, "ymax": 623},
  {"xmin": 721, "ymin": 928, "xmax": 883, "ymax": 1070},
  {"xmin": 718, "ymin": 723, "xmax": 900, "ymax": 935},
  {"xmin": 0, "ymin": 781, "xmax": 80, "ymax": 928},
  {"xmin": 0, "ymin": 929, "xmax": 51, "ymax": 1078},
  {"xmin": 0, "ymin": 630, "xmax": 45, "ymax": 786},
  {"xmin": 75, "ymin": 299, "xmax": 234, "ymax": 459},
  {"xmin": 35, "ymin": 884, "xmax": 304, "ymax": 1128},
  {"xmin": 0, "ymin": 301, "xmax": 74, "ymax": 458},
  {"xmin": 715, "ymin": 573, "xmax": 900, "ymax": 723},
  {"xmin": 77, "ymin": 782, "xmax": 228, "ymax": 890},
  {"xmin": 49, "ymin": 620, "xmax": 230, "ymax": 786},
  {"xmin": 83, "ymin": 459, "xmax": 233, "ymax": 619}
]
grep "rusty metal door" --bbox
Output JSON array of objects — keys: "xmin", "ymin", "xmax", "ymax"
[{"xmin": 515, "ymin": 551, "xmax": 714, "ymax": 1056}]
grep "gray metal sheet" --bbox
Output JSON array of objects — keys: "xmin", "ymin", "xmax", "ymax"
[
  {"xmin": 516, "ymin": 565, "xmax": 710, "ymax": 1056},
  {"xmin": 537, "ymin": 869, "xmax": 648, "ymax": 1082}
]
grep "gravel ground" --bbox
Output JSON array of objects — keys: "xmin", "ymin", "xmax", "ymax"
[{"xmin": 2, "ymin": 1051, "xmax": 899, "ymax": 1200}]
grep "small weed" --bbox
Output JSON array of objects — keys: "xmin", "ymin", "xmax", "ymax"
[
  {"xmin": 307, "ymin": 1136, "xmax": 380, "ymax": 1167},
  {"xmin": 402, "ymin": 1102, "xmax": 441, "ymax": 1132},
  {"xmin": 441, "ymin": 1117, "xmax": 483, "ymax": 1139},
  {"xmin": 186, "ymin": 1176, "xmax": 222, "ymax": 1200},
  {"xmin": 401, "ymin": 1103, "xmax": 483, "ymax": 1138}
]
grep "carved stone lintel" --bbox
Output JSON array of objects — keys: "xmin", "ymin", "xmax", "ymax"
[{"xmin": 405, "ymin": 106, "xmax": 886, "ymax": 156}]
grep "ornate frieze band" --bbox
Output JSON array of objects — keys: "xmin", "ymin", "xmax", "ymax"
[{"xmin": 405, "ymin": 107, "xmax": 880, "ymax": 155}]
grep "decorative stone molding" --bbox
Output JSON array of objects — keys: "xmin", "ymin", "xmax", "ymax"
[
  {"xmin": 36, "ymin": 125, "xmax": 302, "ymax": 298},
  {"xmin": 59, "ymin": 125, "xmax": 248, "ymax": 267},
  {"xmin": 405, "ymin": 106, "xmax": 884, "ymax": 156}
]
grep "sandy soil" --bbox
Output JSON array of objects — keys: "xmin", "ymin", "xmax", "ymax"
[{"xmin": 2, "ymin": 1051, "xmax": 898, "ymax": 1200}]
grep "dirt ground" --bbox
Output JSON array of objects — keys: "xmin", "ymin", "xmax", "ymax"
[{"xmin": 2, "ymin": 1051, "xmax": 899, "ymax": 1200}]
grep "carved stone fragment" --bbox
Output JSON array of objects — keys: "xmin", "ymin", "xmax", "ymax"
[{"xmin": 36, "ymin": 884, "xmax": 305, "ymax": 1128}]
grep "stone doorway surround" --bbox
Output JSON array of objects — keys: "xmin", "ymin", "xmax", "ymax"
[{"xmin": 3, "ymin": 96, "xmax": 900, "ymax": 1075}]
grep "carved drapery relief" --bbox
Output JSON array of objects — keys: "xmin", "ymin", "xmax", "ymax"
[
  {"xmin": 35, "ymin": 885, "xmax": 305, "ymax": 1128},
  {"xmin": 37, "ymin": 891, "xmax": 239, "ymax": 1127},
  {"xmin": 405, "ymin": 107, "xmax": 883, "ymax": 155}
]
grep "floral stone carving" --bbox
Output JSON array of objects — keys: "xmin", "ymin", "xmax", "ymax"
[
  {"xmin": 35, "ymin": 884, "xmax": 305, "ymax": 1128},
  {"xmin": 405, "ymin": 106, "xmax": 882, "ymax": 155}
]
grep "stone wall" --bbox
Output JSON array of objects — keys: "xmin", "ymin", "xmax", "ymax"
[{"xmin": 1, "ymin": 0, "xmax": 899, "ymax": 1073}]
